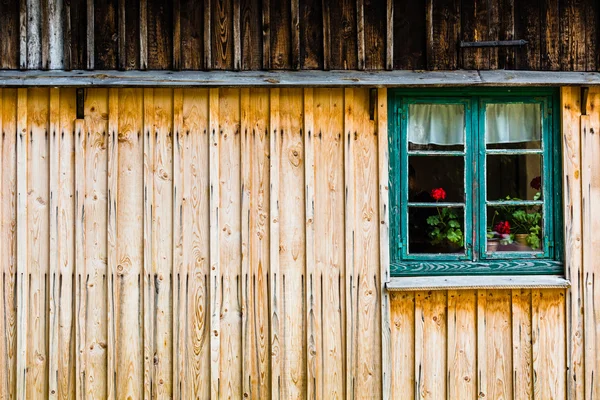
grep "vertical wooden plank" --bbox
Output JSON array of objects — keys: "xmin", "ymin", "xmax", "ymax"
[
  {"xmin": 118, "ymin": 0, "xmax": 126, "ymax": 70},
  {"xmin": 0, "ymin": 89, "xmax": 18, "ymax": 400},
  {"xmin": 147, "ymin": 0, "xmax": 173, "ymax": 69},
  {"xmin": 172, "ymin": 87, "xmax": 184, "ymax": 400},
  {"xmin": 561, "ymin": 87, "xmax": 584, "ymax": 400},
  {"xmin": 94, "ymin": 0, "xmax": 118, "ymax": 69},
  {"xmin": 48, "ymin": 88, "xmax": 61, "ymax": 399},
  {"xmin": 484, "ymin": 290, "xmax": 513, "ymax": 400},
  {"xmin": 142, "ymin": 88, "xmax": 153, "ymax": 400},
  {"xmin": 540, "ymin": 0, "xmax": 560, "ymax": 70},
  {"xmin": 218, "ymin": 88, "xmax": 242, "ymax": 399},
  {"xmin": 512, "ymin": 289, "xmax": 533, "ymax": 400},
  {"xmin": 213, "ymin": 0, "xmax": 233, "ymax": 70},
  {"xmin": 269, "ymin": 88, "xmax": 281, "ymax": 400},
  {"xmin": 352, "ymin": 88, "xmax": 381, "ymax": 399},
  {"xmin": 106, "ymin": 88, "xmax": 118, "ymax": 400},
  {"xmin": 240, "ymin": 88, "xmax": 252, "ymax": 399},
  {"xmin": 115, "ymin": 88, "xmax": 144, "ymax": 399},
  {"xmin": 299, "ymin": 0, "xmax": 323, "ymax": 69},
  {"xmin": 209, "ymin": 87, "xmax": 221, "ymax": 400},
  {"xmin": 424, "ymin": 0, "xmax": 433, "ymax": 69},
  {"xmin": 181, "ymin": 0, "xmax": 205, "ymax": 70},
  {"xmin": 393, "ymin": 0, "xmax": 426, "ymax": 70},
  {"xmin": 532, "ymin": 290, "xmax": 567, "ymax": 400},
  {"xmin": 152, "ymin": 88, "xmax": 174, "ymax": 398},
  {"xmin": 377, "ymin": 88, "xmax": 391, "ymax": 400},
  {"xmin": 204, "ymin": 0, "xmax": 212, "ymax": 68},
  {"xmin": 26, "ymin": 0, "xmax": 42, "ymax": 68},
  {"xmin": 497, "ymin": 0, "xmax": 515, "ymax": 69},
  {"xmin": 83, "ymin": 88, "xmax": 109, "ymax": 400},
  {"xmin": 447, "ymin": 290, "xmax": 477, "ymax": 400},
  {"xmin": 559, "ymin": 0, "xmax": 587, "ymax": 71},
  {"xmin": 242, "ymin": 88, "xmax": 270, "ymax": 399},
  {"xmin": 139, "ymin": 0, "xmax": 147, "ymax": 69},
  {"xmin": 26, "ymin": 88, "xmax": 50, "ymax": 400},
  {"xmin": 385, "ymin": 0, "xmax": 393, "ymax": 70},
  {"xmin": 240, "ymin": 0, "xmax": 262, "ymax": 70},
  {"xmin": 313, "ymin": 88, "xmax": 345, "ymax": 399},
  {"xmin": 364, "ymin": 0, "xmax": 386, "ymax": 69},
  {"xmin": 321, "ymin": 0, "xmax": 331, "ymax": 70},
  {"xmin": 476, "ymin": 290, "xmax": 487, "ymax": 399},
  {"xmin": 330, "ymin": 0, "xmax": 357, "ymax": 69},
  {"xmin": 356, "ymin": 0, "xmax": 365, "ymax": 70},
  {"xmin": 47, "ymin": 0, "xmax": 64, "ymax": 69},
  {"xmin": 515, "ymin": 0, "xmax": 541, "ymax": 70},
  {"xmin": 343, "ymin": 87, "xmax": 355, "ymax": 400},
  {"xmin": 57, "ymin": 89, "xmax": 76, "ymax": 399},
  {"xmin": 278, "ymin": 88, "xmax": 306, "ymax": 399},
  {"xmin": 19, "ymin": 0, "xmax": 26, "ymax": 69},
  {"xmin": 262, "ymin": 0, "xmax": 270, "ymax": 69},
  {"xmin": 291, "ymin": 0, "xmax": 300, "ymax": 69},
  {"xmin": 269, "ymin": 0, "xmax": 291, "ymax": 69},
  {"xmin": 173, "ymin": 0, "xmax": 181, "ymax": 70},
  {"xmin": 427, "ymin": 0, "xmax": 460, "ymax": 70},
  {"xmin": 581, "ymin": 101, "xmax": 600, "ymax": 399},
  {"xmin": 87, "ymin": 0, "xmax": 94, "ymax": 68},
  {"xmin": 233, "ymin": 0, "xmax": 241, "ymax": 70},
  {"xmin": 390, "ymin": 292, "xmax": 414, "ymax": 400},
  {"xmin": 304, "ymin": 88, "xmax": 316, "ymax": 400},
  {"xmin": 74, "ymin": 116, "xmax": 85, "ymax": 400},
  {"xmin": 0, "ymin": 0, "xmax": 19, "ymax": 69}
]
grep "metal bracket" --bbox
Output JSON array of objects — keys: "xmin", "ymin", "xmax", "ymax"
[
  {"xmin": 459, "ymin": 39, "xmax": 528, "ymax": 48},
  {"xmin": 369, "ymin": 88, "xmax": 377, "ymax": 121}
]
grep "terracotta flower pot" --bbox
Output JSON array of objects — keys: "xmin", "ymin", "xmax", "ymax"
[
  {"xmin": 487, "ymin": 239, "xmax": 499, "ymax": 253},
  {"xmin": 515, "ymin": 233, "xmax": 529, "ymax": 246}
]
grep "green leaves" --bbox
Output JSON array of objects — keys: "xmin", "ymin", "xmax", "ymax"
[{"xmin": 427, "ymin": 207, "xmax": 464, "ymax": 247}]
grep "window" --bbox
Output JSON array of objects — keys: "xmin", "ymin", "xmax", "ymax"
[{"xmin": 389, "ymin": 89, "xmax": 562, "ymax": 276}]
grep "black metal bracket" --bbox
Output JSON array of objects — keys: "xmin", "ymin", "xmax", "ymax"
[
  {"xmin": 581, "ymin": 87, "xmax": 589, "ymax": 115},
  {"xmin": 76, "ymin": 88, "xmax": 85, "ymax": 119},
  {"xmin": 369, "ymin": 88, "xmax": 377, "ymax": 121},
  {"xmin": 459, "ymin": 39, "xmax": 528, "ymax": 48}
]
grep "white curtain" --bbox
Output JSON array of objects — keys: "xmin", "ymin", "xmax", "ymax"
[{"xmin": 408, "ymin": 103, "xmax": 541, "ymax": 145}]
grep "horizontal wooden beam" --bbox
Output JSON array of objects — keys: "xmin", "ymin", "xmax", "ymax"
[
  {"xmin": 0, "ymin": 70, "xmax": 599, "ymax": 87},
  {"xmin": 386, "ymin": 275, "xmax": 570, "ymax": 291}
]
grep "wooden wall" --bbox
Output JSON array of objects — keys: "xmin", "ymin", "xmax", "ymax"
[
  {"xmin": 2, "ymin": 0, "xmax": 599, "ymax": 71},
  {"xmin": 0, "ymin": 86, "xmax": 599, "ymax": 400},
  {"xmin": 0, "ymin": 87, "xmax": 383, "ymax": 399}
]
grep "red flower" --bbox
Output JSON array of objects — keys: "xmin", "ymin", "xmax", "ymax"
[
  {"xmin": 530, "ymin": 176, "xmax": 541, "ymax": 191},
  {"xmin": 494, "ymin": 221, "xmax": 511, "ymax": 235},
  {"xmin": 431, "ymin": 188, "xmax": 446, "ymax": 201}
]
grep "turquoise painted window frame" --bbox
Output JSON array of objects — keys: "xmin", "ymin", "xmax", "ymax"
[{"xmin": 388, "ymin": 88, "xmax": 563, "ymax": 276}]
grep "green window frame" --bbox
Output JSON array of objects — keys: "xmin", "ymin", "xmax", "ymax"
[{"xmin": 388, "ymin": 88, "xmax": 563, "ymax": 276}]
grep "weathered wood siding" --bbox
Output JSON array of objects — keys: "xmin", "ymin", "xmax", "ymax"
[
  {"xmin": 0, "ymin": 87, "xmax": 382, "ymax": 399},
  {"xmin": 2, "ymin": 0, "xmax": 599, "ymax": 71},
  {"xmin": 0, "ymin": 86, "xmax": 599, "ymax": 400}
]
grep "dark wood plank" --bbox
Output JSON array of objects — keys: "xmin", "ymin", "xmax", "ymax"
[
  {"xmin": 386, "ymin": 0, "xmax": 393, "ymax": 69},
  {"xmin": 0, "ymin": 0, "xmax": 20, "ymax": 69},
  {"xmin": 393, "ymin": 0, "xmax": 426, "ymax": 70},
  {"xmin": 540, "ymin": 0, "xmax": 559, "ymax": 70},
  {"xmin": 147, "ymin": 0, "xmax": 173, "ymax": 69},
  {"xmin": 461, "ymin": 0, "xmax": 492, "ymax": 69},
  {"xmin": 584, "ymin": 0, "xmax": 599, "ymax": 71},
  {"xmin": 262, "ymin": 0, "xmax": 270, "ymax": 68},
  {"xmin": 291, "ymin": 0, "xmax": 300, "ymax": 69},
  {"xmin": 515, "ymin": 0, "xmax": 541, "ymax": 70},
  {"xmin": 497, "ymin": 0, "xmax": 515, "ymax": 69},
  {"xmin": 428, "ymin": 0, "xmax": 460, "ymax": 70},
  {"xmin": 559, "ymin": 0, "xmax": 585, "ymax": 71},
  {"xmin": 300, "ymin": 0, "xmax": 323, "ymax": 69},
  {"xmin": 125, "ymin": 0, "xmax": 140, "ymax": 69},
  {"xmin": 233, "ymin": 0, "xmax": 241, "ymax": 69},
  {"xmin": 181, "ymin": 0, "xmax": 204, "ymax": 70},
  {"xmin": 357, "ymin": 0, "xmax": 365, "ymax": 69},
  {"xmin": 322, "ymin": 0, "xmax": 331, "ymax": 69},
  {"xmin": 330, "ymin": 0, "xmax": 357, "ymax": 69},
  {"xmin": 269, "ymin": 0, "xmax": 291, "ymax": 69},
  {"xmin": 364, "ymin": 0, "xmax": 386, "ymax": 70},
  {"xmin": 118, "ymin": 0, "xmax": 126, "ymax": 69},
  {"xmin": 94, "ymin": 0, "xmax": 118, "ymax": 69},
  {"xmin": 173, "ymin": 0, "xmax": 181, "ymax": 70},
  {"xmin": 241, "ymin": 0, "xmax": 262, "ymax": 70},
  {"xmin": 213, "ymin": 0, "xmax": 233, "ymax": 69}
]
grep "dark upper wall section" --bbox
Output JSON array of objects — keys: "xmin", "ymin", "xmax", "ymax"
[{"xmin": 1, "ymin": 0, "xmax": 598, "ymax": 71}]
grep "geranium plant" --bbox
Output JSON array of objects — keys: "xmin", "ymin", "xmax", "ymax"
[{"xmin": 426, "ymin": 187, "xmax": 464, "ymax": 248}]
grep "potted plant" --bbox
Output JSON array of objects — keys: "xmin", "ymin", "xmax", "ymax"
[
  {"xmin": 426, "ymin": 187, "xmax": 464, "ymax": 252},
  {"xmin": 487, "ymin": 220, "xmax": 513, "ymax": 252},
  {"xmin": 510, "ymin": 176, "xmax": 543, "ymax": 250}
]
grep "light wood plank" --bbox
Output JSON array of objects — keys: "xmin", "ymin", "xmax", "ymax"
[
  {"xmin": 269, "ymin": 88, "xmax": 281, "ymax": 400},
  {"xmin": 377, "ymin": 87, "xmax": 391, "ymax": 400},
  {"xmin": 561, "ymin": 87, "xmax": 584, "ymax": 400},
  {"xmin": 209, "ymin": 87, "xmax": 221, "ymax": 399},
  {"xmin": 476, "ymin": 290, "xmax": 487, "ymax": 399},
  {"xmin": 390, "ymin": 292, "xmax": 414, "ymax": 400},
  {"xmin": 218, "ymin": 88, "xmax": 243, "ymax": 399},
  {"xmin": 484, "ymin": 290, "xmax": 513, "ymax": 400},
  {"xmin": 447, "ymin": 290, "xmax": 476, "ymax": 400},
  {"xmin": 512, "ymin": 289, "xmax": 533, "ymax": 400}
]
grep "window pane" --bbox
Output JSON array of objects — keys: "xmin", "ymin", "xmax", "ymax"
[
  {"xmin": 409, "ymin": 156, "xmax": 465, "ymax": 203},
  {"xmin": 487, "ymin": 205, "xmax": 543, "ymax": 253},
  {"xmin": 486, "ymin": 154, "xmax": 542, "ymax": 201},
  {"xmin": 486, "ymin": 103, "xmax": 541, "ymax": 147},
  {"xmin": 408, "ymin": 104, "xmax": 465, "ymax": 150},
  {"xmin": 408, "ymin": 206, "xmax": 465, "ymax": 254}
]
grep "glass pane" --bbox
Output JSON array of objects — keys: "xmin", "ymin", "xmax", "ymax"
[
  {"xmin": 486, "ymin": 154, "xmax": 542, "ymax": 201},
  {"xmin": 485, "ymin": 103, "xmax": 541, "ymax": 148},
  {"xmin": 408, "ymin": 206, "xmax": 465, "ymax": 254},
  {"xmin": 409, "ymin": 156, "xmax": 465, "ymax": 203},
  {"xmin": 487, "ymin": 205, "xmax": 543, "ymax": 253},
  {"xmin": 408, "ymin": 104, "xmax": 465, "ymax": 150}
]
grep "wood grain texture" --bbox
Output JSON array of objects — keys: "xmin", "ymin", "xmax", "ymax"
[
  {"xmin": 447, "ymin": 290, "xmax": 476, "ymax": 400},
  {"xmin": 390, "ymin": 292, "xmax": 414, "ymax": 400}
]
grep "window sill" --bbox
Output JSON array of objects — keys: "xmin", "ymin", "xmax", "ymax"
[{"xmin": 386, "ymin": 275, "xmax": 570, "ymax": 291}]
